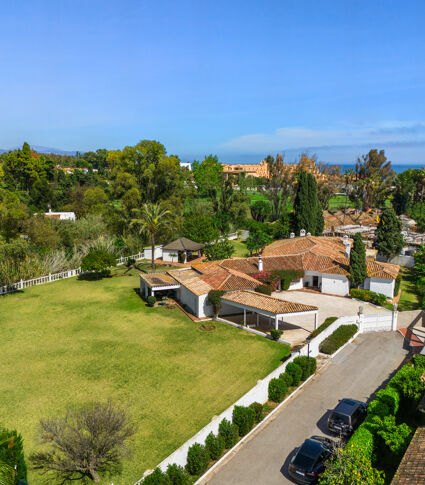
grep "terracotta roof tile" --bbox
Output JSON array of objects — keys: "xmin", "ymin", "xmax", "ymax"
[
  {"xmin": 221, "ymin": 290, "xmax": 318, "ymax": 314},
  {"xmin": 391, "ymin": 426, "xmax": 425, "ymax": 484},
  {"xmin": 139, "ymin": 273, "xmax": 180, "ymax": 287}
]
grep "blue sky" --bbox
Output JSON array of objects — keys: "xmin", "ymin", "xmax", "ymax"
[{"xmin": 1, "ymin": 0, "xmax": 424, "ymax": 164}]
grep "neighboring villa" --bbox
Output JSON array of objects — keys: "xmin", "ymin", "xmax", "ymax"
[
  {"xmin": 41, "ymin": 209, "xmax": 76, "ymax": 221},
  {"xmin": 140, "ymin": 235, "xmax": 399, "ymax": 319}
]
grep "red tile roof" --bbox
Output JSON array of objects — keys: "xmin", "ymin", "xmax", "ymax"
[{"xmin": 392, "ymin": 426, "xmax": 425, "ymax": 484}]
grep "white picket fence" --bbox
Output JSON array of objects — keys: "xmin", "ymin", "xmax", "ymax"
[{"xmin": 0, "ymin": 251, "xmax": 146, "ymax": 295}]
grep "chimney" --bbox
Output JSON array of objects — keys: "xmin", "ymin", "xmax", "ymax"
[
  {"xmin": 300, "ymin": 229, "xmax": 306, "ymax": 237},
  {"xmin": 258, "ymin": 254, "xmax": 263, "ymax": 272},
  {"xmin": 290, "ymin": 232, "xmax": 295, "ymax": 238}
]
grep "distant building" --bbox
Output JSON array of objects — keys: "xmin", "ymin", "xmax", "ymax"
[
  {"xmin": 42, "ymin": 209, "xmax": 76, "ymax": 221},
  {"xmin": 180, "ymin": 162, "xmax": 192, "ymax": 171},
  {"xmin": 221, "ymin": 161, "xmax": 269, "ymax": 178}
]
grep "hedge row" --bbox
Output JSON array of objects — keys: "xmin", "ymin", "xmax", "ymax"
[
  {"xmin": 319, "ymin": 324, "xmax": 358, "ymax": 355},
  {"xmin": 309, "ymin": 316, "xmax": 337, "ymax": 339},
  {"xmin": 348, "ymin": 355, "xmax": 425, "ymax": 466},
  {"xmin": 350, "ymin": 288, "xmax": 387, "ymax": 306},
  {"xmin": 268, "ymin": 357, "xmax": 317, "ymax": 403}
]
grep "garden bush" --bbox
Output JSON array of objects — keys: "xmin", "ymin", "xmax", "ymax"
[
  {"xmin": 166, "ymin": 464, "xmax": 190, "ymax": 485},
  {"xmin": 249, "ymin": 402, "xmax": 264, "ymax": 423},
  {"xmin": 186, "ymin": 443, "xmax": 210, "ymax": 476},
  {"xmin": 81, "ymin": 249, "xmax": 116, "ymax": 278},
  {"xmin": 207, "ymin": 290, "xmax": 225, "ymax": 317},
  {"xmin": 285, "ymin": 362, "xmax": 303, "ymax": 387},
  {"xmin": 280, "ymin": 371, "xmax": 292, "ymax": 387},
  {"xmin": 205, "ymin": 432, "xmax": 224, "ymax": 461},
  {"xmin": 350, "ymin": 288, "xmax": 387, "ymax": 307},
  {"xmin": 144, "ymin": 468, "xmax": 171, "ymax": 485},
  {"xmin": 232, "ymin": 405, "xmax": 255, "ymax": 436},
  {"xmin": 293, "ymin": 356, "xmax": 317, "ymax": 381},
  {"xmin": 319, "ymin": 324, "xmax": 358, "ymax": 355},
  {"xmin": 255, "ymin": 284, "xmax": 273, "ymax": 296},
  {"xmin": 367, "ymin": 399, "xmax": 390, "ymax": 419},
  {"xmin": 309, "ymin": 316, "xmax": 337, "ymax": 339},
  {"xmin": 413, "ymin": 354, "xmax": 425, "ymax": 370},
  {"xmin": 348, "ymin": 424, "xmax": 375, "ymax": 461},
  {"xmin": 0, "ymin": 427, "xmax": 27, "ymax": 484},
  {"xmin": 218, "ymin": 419, "xmax": 239, "ymax": 449},
  {"xmin": 375, "ymin": 387, "xmax": 400, "ymax": 415},
  {"xmin": 146, "ymin": 295, "xmax": 157, "ymax": 307},
  {"xmin": 389, "ymin": 363, "xmax": 425, "ymax": 402},
  {"xmin": 270, "ymin": 329, "xmax": 283, "ymax": 341},
  {"xmin": 268, "ymin": 377, "xmax": 287, "ymax": 402}
]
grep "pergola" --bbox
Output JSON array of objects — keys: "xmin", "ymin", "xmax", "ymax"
[
  {"xmin": 221, "ymin": 290, "xmax": 319, "ymax": 330},
  {"xmin": 139, "ymin": 273, "xmax": 180, "ymax": 298}
]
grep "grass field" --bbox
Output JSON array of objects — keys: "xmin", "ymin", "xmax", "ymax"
[
  {"xmin": 328, "ymin": 194, "xmax": 356, "ymax": 211},
  {"xmin": 0, "ymin": 267, "xmax": 285, "ymax": 484},
  {"xmin": 398, "ymin": 267, "xmax": 422, "ymax": 311},
  {"xmin": 231, "ymin": 239, "xmax": 249, "ymax": 257}
]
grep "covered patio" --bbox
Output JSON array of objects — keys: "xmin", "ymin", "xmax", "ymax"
[
  {"xmin": 139, "ymin": 273, "xmax": 180, "ymax": 298},
  {"xmin": 220, "ymin": 290, "xmax": 318, "ymax": 346}
]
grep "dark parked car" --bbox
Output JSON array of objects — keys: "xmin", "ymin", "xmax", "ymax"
[
  {"xmin": 327, "ymin": 398, "xmax": 367, "ymax": 437},
  {"xmin": 288, "ymin": 435, "xmax": 335, "ymax": 484}
]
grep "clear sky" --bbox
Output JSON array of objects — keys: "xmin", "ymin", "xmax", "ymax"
[{"xmin": 1, "ymin": 0, "xmax": 424, "ymax": 164}]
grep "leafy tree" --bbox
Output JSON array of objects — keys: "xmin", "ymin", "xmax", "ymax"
[
  {"xmin": 264, "ymin": 153, "xmax": 294, "ymax": 221},
  {"xmin": 166, "ymin": 463, "xmax": 190, "ymax": 485},
  {"xmin": 250, "ymin": 199, "xmax": 271, "ymax": 222},
  {"xmin": 273, "ymin": 210, "xmax": 292, "ymax": 239},
  {"xmin": 208, "ymin": 289, "xmax": 226, "ymax": 317},
  {"xmin": 186, "ymin": 443, "xmax": 210, "ymax": 476},
  {"xmin": 0, "ymin": 427, "xmax": 27, "ymax": 484},
  {"xmin": 29, "ymin": 178, "xmax": 54, "ymax": 211},
  {"xmin": 81, "ymin": 249, "xmax": 116, "ymax": 278},
  {"xmin": 374, "ymin": 208, "xmax": 403, "ymax": 260},
  {"xmin": 349, "ymin": 233, "xmax": 367, "ymax": 287},
  {"xmin": 353, "ymin": 149, "xmax": 394, "ymax": 210},
  {"xmin": 414, "ymin": 245, "xmax": 425, "ymax": 306},
  {"xmin": 24, "ymin": 215, "xmax": 60, "ymax": 251},
  {"xmin": 131, "ymin": 203, "xmax": 172, "ymax": 272},
  {"xmin": 83, "ymin": 187, "xmax": 109, "ymax": 214},
  {"xmin": 0, "ymin": 189, "xmax": 28, "ymax": 241},
  {"xmin": 192, "ymin": 155, "xmax": 223, "ymax": 199},
  {"xmin": 30, "ymin": 403, "xmax": 134, "ymax": 483},
  {"xmin": 204, "ymin": 239, "xmax": 234, "ymax": 261},
  {"xmin": 376, "ymin": 415, "xmax": 413, "ymax": 458},
  {"xmin": 246, "ymin": 230, "xmax": 272, "ymax": 255},
  {"xmin": 182, "ymin": 215, "xmax": 219, "ymax": 243},
  {"xmin": 293, "ymin": 171, "xmax": 323, "ymax": 236}
]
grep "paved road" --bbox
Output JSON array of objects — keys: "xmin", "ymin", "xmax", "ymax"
[{"xmin": 204, "ymin": 332, "xmax": 407, "ymax": 485}]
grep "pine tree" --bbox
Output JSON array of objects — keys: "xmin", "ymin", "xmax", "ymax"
[
  {"xmin": 375, "ymin": 208, "xmax": 404, "ymax": 260},
  {"xmin": 293, "ymin": 171, "xmax": 323, "ymax": 235},
  {"xmin": 349, "ymin": 233, "xmax": 367, "ymax": 287}
]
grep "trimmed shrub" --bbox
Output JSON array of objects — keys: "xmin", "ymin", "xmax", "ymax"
[
  {"xmin": 367, "ymin": 399, "xmax": 390, "ymax": 419},
  {"xmin": 319, "ymin": 324, "xmax": 358, "ymax": 355},
  {"xmin": 205, "ymin": 432, "xmax": 224, "ymax": 461},
  {"xmin": 414, "ymin": 354, "xmax": 425, "ymax": 370},
  {"xmin": 348, "ymin": 424, "xmax": 375, "ymax": 461},
  {"xmin": 270, "ymin": 329, "xmax": 283, "ymax": 341},
  {"xmin": 375, "ymin": 387, "xmax": 400, "ymax": 415},
  {"xmin": 208, "ymin": 290, "xmax": 225, "ymax": 317},
  {"xmin": 280, "ymin": 371, "xmax": 293, "ymax": 387},
  {"xmin": 249, "ymin": 402, "xmax": 264, "ymax": 423},
  {"xmin": 350, "ymin": 288, "xmax": 387, "ymax": 307},
  {"xmin": 166, "ymin": 464, "xmax": 190, "ymax": 485},
  {"xmin": 285, "ymin": 362, "xmax": 303, "ymax": 387},
  {"xmin": 293, "ymin": 356, "xmax": 317, "ymax": 381},
  {"xmin": 81, "ymin": 248, "xmax": 116, "ymax": 278},
  {"xmin": 268, "ymin": 377, "xmax": 287, "ymax": 402},
  {"xmin": 0, "ymin": 427, "xmax": 27, "ymax": 484},
  {"xmin": 186, "ymin": 443, "xmax": 210, "ymax": 476},
  {"xmin": 388, "ymin": 363, "xmax": 425, "ymax": 402},
  {"xmin": 146, "ymin": 295, "xmax": 157, "ymax": 307},
  {"xmin": 309, "ymin": 316, "xmax": 337, "ymax": 339},
  {"xmin": 144, "ymin": 468, "xmax": 171, "ymax": 485},
  {"xmin": 218, "ymin": 419, "xmax": 239, "ymax": 449},
  {"xmin": 255, "ymin": 284, "xmax": 273, "ymax": 295},
  {"xmin": 232, "ymin": 405, "xmax": 255, "ymax": 437}
]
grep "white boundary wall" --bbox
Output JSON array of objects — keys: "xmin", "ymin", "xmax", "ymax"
[
  {"xmin": 134, "ymin": 310, "xmax": 398, "ymax": 483},
  {"xmin": 0, "ymin": 251, "xmax": 145, "ymax": 295}
]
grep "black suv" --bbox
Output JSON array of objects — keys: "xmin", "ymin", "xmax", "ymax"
[
  {"xmin": 327, "ymin": 398, "xmax": 367, "ymax": 437},
  {"xmin": 288, "ymin": 435, "xmax": 335, "ymax": 484}
]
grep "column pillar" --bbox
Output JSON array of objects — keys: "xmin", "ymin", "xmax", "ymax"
[
  {"xmin": 314, "ymin": 312, "xmax": 318, "ymax": 330},
  {"xmin": 392, "ymin": 303, "xmax": 398, "ymax": 331},
  {"xmin": 243, "ymin": 308, "xmax": 246, "ymax": 326},
  {"xmin": 275, "ymin": 315, "xmax": 278, "ymax": 330},
  {"xmin": 256, "ymin": 313, "xmax": 259, "ymax": 327}
]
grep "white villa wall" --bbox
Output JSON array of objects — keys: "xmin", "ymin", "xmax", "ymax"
[
  {"xmin": 177, "ymin": 286, "xmax": 199, "ymax": 316},
  {"xmin": 198, "ymin": 293, "xmax": 214, "ymax": 318},
  {"xmin": 143, "ymin": 246, "xmax": 163, "ymax": 261},
  {"xmin": 367, "ymin": 277, "xmax": 395, "ymax": 298},
  {"xmin": 219, "ymin": 301, "xmax": 246, "ymax": 316},
  {"xmin": 303, "ymin": 271, "xmax": 322, "ymax": 288},
  {"xmin": 163, "ymin": 249, "xmax": 180, "ymax": 263},
  {"xmin": 288, "ymin": 278, "xmax": 303, "ymax": 290},
  {"xmin": 321, "ymin": 273, "xmax": 350, "ymax": 296}
]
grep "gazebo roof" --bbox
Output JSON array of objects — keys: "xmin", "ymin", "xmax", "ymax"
[
  {"xmin": 163, "ymin": 237, "xmax": 204, "ymax": 252},
  {"xmin": 221, "ymin": 290, "xmax": 318, "ymax": 316},
  {"xmin": 139, "ymin": 272, "xmax": 180, "ymax": 288}
]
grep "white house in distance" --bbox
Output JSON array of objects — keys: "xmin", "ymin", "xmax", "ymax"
[
  {"xmin": 139, "ymin": 235, "xmax": 400, "ymax": 320},
  {"xmin": 41, "ymin": 209, "xmax": 76, "ymax": 221}
]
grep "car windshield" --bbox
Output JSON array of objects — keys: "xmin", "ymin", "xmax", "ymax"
[
  {"xmin": 293, "ymin": 441, "xmax": 321, "ymax": 470},
  {"xmin": 330, "ymin": 412, "xmax": 349, "ymax": 425}
]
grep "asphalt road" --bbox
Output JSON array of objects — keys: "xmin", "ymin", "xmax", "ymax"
[{"xmin": 203, "ymin": 332, "xmax": 407, "ymax": 485}]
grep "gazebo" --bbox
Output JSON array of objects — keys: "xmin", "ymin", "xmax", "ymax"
[{"xmin": 162, "ymin": 237, "xmax": 204, "ymax": 263}]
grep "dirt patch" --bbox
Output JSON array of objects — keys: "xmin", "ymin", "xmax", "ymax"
[{"xmin": 198, "ymin": 324, "xmax": 216, "ymax": 332}]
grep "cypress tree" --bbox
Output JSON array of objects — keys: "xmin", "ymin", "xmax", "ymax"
[
  {"xmin": 293, "ymin": 171, "xmax": 323, "ymax": 235},
  {"xmin": 375, "ymin": 208, "xmax": 404, "ymax": 260},
  {"xmin": 349, "ymin": 233, "xmax": 367, "ymax": 287}
]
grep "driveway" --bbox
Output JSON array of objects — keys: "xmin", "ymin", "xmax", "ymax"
[
  {"xmin": 270, "ymin": 290, "xmax": 390, "ymax": 346},
  {"xmin": 202, "ymin": 332, "xmax": 406, "ymax": 485}
]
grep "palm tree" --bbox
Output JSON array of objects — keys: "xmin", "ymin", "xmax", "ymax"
[{"xmin": 131, "ymin": 203, "xmax": 172, "ymax": 272}]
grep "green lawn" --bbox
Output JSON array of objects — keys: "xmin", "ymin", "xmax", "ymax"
[
  {"xmin": 398, "ymin": 267, "xmax": 422, "ymax": 311},
  {"xmin": 231, "ymin": 239, "xmax": 249, "ymax": 257},
  {"xmin": 328, "ymin": 194, "xmax": 356, "ymax": 211},
  {"xmin": 0, "ymin": 268, "xmax": 285, "ymax": 484}
]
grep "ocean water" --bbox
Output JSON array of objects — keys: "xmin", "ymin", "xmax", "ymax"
[{"xmin": 337, "ymin": 163, "xmax": 424, "ymax": 174}]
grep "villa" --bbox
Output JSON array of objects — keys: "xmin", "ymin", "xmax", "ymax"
[{"xmin": 140, "ymin": 235, "xmax": 399, "ymax": 321}]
